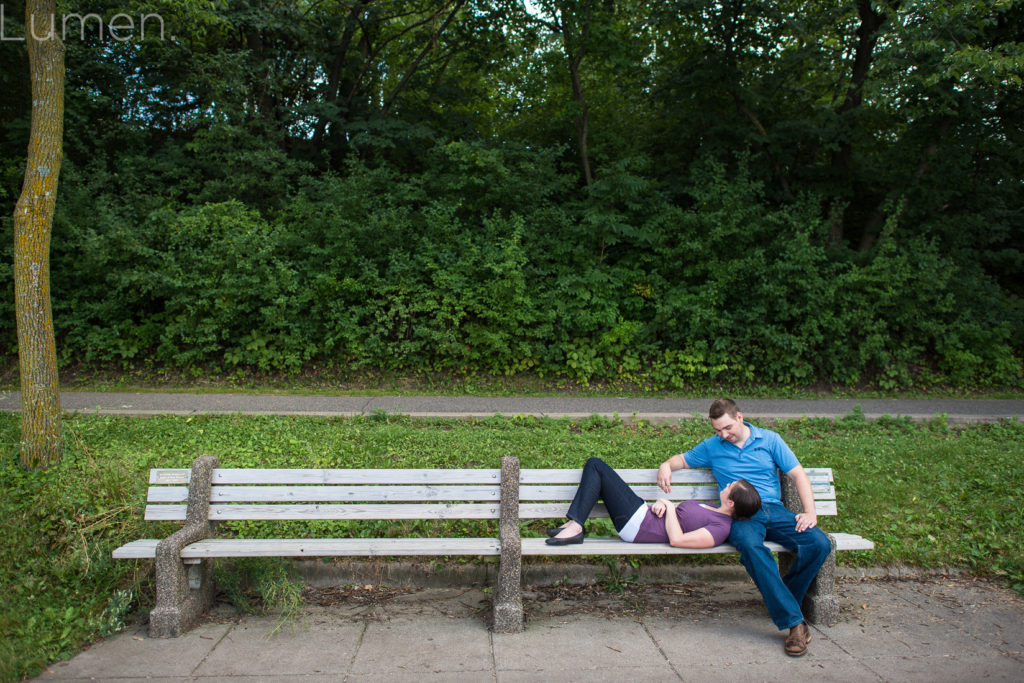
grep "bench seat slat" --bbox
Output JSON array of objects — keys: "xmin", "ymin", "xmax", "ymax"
[
  {"xmin": 184, "ymin": 537, "xmax": 501, "ymax": 557},
  {"xmin": 114, "ymin": 532, "xmax": 872, "ymax": 561},
  {"xmin": 145, "ymin": 503, "xmax": 501, "ymax": 521},
  {"xmin": 113, "ymin": 537, "xmax": 500, "ymax": 559},
  {"xmin": 112, "ymin": 539, "xmax": 161, "ymax": 559},
  {"xmin": 112, "ymin": 533, "xmax": 873, "ymax": 561},
  {"xmin": 521, "ymin": 532, "xmax": 873, "ymax": 556},
  {"xmin": 522, "ymin": 537, "xmax": 773, "ymax": 555},
  {"xmin": 829, "ymin": 533, "xmax": 875, "ymax": 551}
]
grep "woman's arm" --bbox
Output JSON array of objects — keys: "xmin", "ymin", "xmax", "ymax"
[{"xmin": 653, "ymin": 499, "xmax": 717, "ymax": 549}]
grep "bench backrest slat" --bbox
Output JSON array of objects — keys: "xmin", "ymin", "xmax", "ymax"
[
  {"xmin": 520, "ymin": 467, "xmax": 834, "ymax": 484},
  {"xmin": 518, "ymin": 500, "xmax": 837, "ymax": 519},
  {"xmin": 151, "ymin": 468, "xmax": 501, "ymax": 485},
  {"xmin": 806, "ymin": 469, "xmax": 834, "ymax": 485},
  {"xmin": 148, "ymin": 482, "xmax": 834, "ymax": 505},
  {"xmin": 519, "ymin": 469, "xmax": 718, "ymax": 484},
  {"xmin": 516, "ymin": 483, "xmax": 834, "ymax": 502},
  {"xmin": 148, "ymin": 485, "xmax": 503, "ymax": 504},
  {"xmin": 520, "ymin": 484, "xmax": 718, "ymax": 501},
  {"xmin": 814, "ymin": 501, "xmax": 838, "ymax": 516},
  {"xmin": 146, "ymin": 503, "xmax": 501, "ymax": 521}
]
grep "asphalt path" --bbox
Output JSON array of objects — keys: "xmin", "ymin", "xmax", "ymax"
[{"xmin": 1, "ymin": 390, "xmax": 1022, "ymax": 423}]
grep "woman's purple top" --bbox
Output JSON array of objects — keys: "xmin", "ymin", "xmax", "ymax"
[{"xmin": 632, "ymin": 500, "xmax": 732, "ymax": 545}]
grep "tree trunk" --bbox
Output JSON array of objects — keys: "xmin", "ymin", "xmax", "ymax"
[
  {"xmin": 568, "ymin": 54, "xmax": 593, "ymax": 186},
  {"xmin": 13, "ymin": 0, "xmax": 64, "ymax": 469},
  {"xmin": 311, "ymin": 5, "xmax": 362, "ymax": 157},
  {"xmin": 560, "ymin": 0, "xmax": 593, "ymax": 186},
  {"xmin": 827, "ymin": 0, "xmax": 891, "ymax": 246},
  {"xmin": 859, "ymin": 115, "xmax": 954, "ymax": 251}
]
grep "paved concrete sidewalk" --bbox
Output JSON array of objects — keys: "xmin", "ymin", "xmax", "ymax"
[
  {"xmin": 35, "ymin": 575, "xmax": 1024, "ymax": 682},
  {"xmin": 2, "ymin": 391, "xmax": 1022, "ymax": 424}
]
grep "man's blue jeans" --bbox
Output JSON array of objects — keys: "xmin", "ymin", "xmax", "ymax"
[{"xmin": 728, "ymin": 502, "xmax": 831, "ymax": 630}]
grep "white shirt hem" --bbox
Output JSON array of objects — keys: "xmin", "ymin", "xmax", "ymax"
[{"xmin": 617, "ymin": 503, "xmax": 649, "ymax": 542}]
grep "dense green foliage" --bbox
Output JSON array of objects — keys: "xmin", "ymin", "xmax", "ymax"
[
  {"xmin": 1, "ymin": 0, "xmax": 1022, "ymax": 388},
  {"xmin": 2, "ymin": 411, "xmax": 1022, "ymax": 680}
]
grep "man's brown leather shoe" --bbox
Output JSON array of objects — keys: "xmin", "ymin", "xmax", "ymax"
[{"xmin": 785, "ymin": 622, "xmax": 810, "ymax": 657}]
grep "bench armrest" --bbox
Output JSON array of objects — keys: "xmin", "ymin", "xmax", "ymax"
[{"xmin": 155, "ymin": 456, "xmax": 219, "ymax": 582}]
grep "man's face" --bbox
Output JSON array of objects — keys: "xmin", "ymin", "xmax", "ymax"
[{"xmin": 711, "ymin": 412, "xmax": 744, "ymax": 443}]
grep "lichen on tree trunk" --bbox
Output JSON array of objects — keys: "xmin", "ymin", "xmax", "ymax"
[{"xmin": 13, "ymin": 0, "xmax": 65, "ymax": 468}]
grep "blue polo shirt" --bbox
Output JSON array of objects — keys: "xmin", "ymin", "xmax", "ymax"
[{"xmin": 683, "ymin": 422, "xmax": 800, "ymax": 504}]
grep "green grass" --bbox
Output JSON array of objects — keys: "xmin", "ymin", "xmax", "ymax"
[
  {"xmin": 5, "ymin": 361, "xmax": 1023, "ymax": 398},
  {"xmin": 1, "ymin": 411, "xmax": 1022, "ymax": 681}
]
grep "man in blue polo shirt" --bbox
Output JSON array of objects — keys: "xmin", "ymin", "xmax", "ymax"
[{"xmin": 657, "ymin": 398, "xmax": 830, "ymax": 657}]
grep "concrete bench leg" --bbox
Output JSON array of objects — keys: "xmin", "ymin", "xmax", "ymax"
[
  {"xmin": 801, "ymin": 534, "xmax": 839, "ymax": 626},
  {"xmin": 494, "ymin": 551, "xmax": 523, "ymax": 632},
  {"xmin": 778, "ymin": 470, "xmax": 840, "ymax": 626},
  {"xmin": 493, "ymin": 456, "xmax": 524, "ymax": 633},
  {"xmin": 779, "ymin": 532, "xmax": 839, "ymax": 626},
  {"xmin": 149, "ymin": 456, "xmax": 220, "ymax": 638},
  {"xmin": 150, "ymin": 558, "xmax": 216, "ymax": 637}
]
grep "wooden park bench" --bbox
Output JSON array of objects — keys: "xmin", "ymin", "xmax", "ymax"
[{"xmin": 114, "ymin": 456, "xmax": 872, "ymax": 637}]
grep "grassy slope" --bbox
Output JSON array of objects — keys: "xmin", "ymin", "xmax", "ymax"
[{"xmin": 1, "ymin": 411, "xmax": 1022, "ymax": 680}]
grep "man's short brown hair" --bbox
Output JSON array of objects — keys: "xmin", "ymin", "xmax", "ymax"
[{"xmin": 709, "ymin": 398, "xmax": 739, "ymax": 420}]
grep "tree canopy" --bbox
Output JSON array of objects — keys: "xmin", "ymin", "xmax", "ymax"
[{"xmin": 2, "ymin": 0, "xmax": 1022, "ymax": 389}]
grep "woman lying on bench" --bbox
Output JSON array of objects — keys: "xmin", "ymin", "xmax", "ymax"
[{"xmin": 547, "ymin": 457, "xmax": 761, "ymax": 547}]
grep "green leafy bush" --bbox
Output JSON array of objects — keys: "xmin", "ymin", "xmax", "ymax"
[{"xmin": 1, "ymin": 145, "xmax": 1020, "ymax": 389}]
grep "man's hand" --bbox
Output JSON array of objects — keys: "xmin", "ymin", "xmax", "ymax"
[
  {"xmin": 657, "ymin": 462, "xmax": 673, "ymax": 493},
  {"xmin": 786, "ymin": 465, "xmax": 819, "ymax": 532},
  {"xmin": 794, "ymin": 511, "xmax": 818, "ymax": 532},
  {"xmin": 651, "ymin": 498, "xmax": 675, "ymax": 518}
]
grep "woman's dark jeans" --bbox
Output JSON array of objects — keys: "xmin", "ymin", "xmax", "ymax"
[{"xmin": 565, "ymin": 457, "xmax": 646, "ymax": 532}]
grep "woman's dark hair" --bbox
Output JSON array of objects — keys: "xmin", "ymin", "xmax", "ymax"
[{"xmin": 729, "ymin": 479, "xmax": 762, "ymax": 520}]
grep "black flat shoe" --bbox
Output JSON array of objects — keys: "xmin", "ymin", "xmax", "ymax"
[{"xmin": 545, "ymin": 531, "xmax": 585, "ymax": 546}]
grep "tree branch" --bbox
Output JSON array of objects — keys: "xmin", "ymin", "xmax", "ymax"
[{"xmin": 381, "ymin": 0, "xmax": 467, "ymax": 116}]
